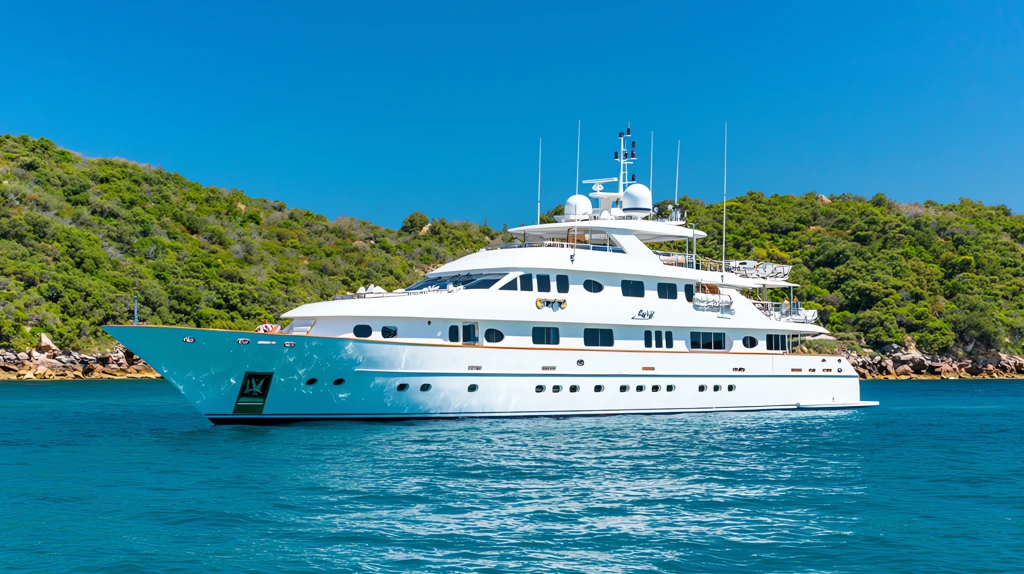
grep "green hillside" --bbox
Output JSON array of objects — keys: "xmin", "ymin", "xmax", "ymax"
[{"xmin": 2, "ymin": 134, "xmax": 1023, "ymax": 356}]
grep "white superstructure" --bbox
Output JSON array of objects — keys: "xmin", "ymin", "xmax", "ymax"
[{"xmin": 104, "ymin": 127, "xmax": 876, "ymax": 424}]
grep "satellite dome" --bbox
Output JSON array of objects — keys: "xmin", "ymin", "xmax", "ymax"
[
  {"xmin": 622, "ymin": 183, "xmax": 652, "ymax": 215},
  {"xmin": 563, "ymin": 194, "xmax": 593, "ymax": 222}
]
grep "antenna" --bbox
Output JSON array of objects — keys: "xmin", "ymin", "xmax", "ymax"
[
  {"xmin": 722, "ymin": 122, "xmax": 728, "ymax": 273},
  {"xmin": 674, "ymin": 139, "xmax": 680, "ymax": 210},
  {"xmin": 650, "ymin": 131, "xmax": 654, "ymax": 192},
  {"xmin": 575, "ymin": 120, "xmax": 581, "ymax": 195},
  {"xmin": 537, "ymin": 137, "xmax": 542, "ymax": 225}
]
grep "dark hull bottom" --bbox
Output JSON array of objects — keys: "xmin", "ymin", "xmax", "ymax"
[{"xmin": 207, "ymin": 402, "xmax": 877, "ymax": 425}]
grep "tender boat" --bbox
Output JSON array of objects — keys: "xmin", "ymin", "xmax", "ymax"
[{"xmin": 105, "ymin": 128, "xmax": 877, "ymax": 423}]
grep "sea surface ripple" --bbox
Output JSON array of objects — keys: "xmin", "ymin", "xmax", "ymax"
[{"xmin": 1, "ymin": 380, "xmax": 1021, "ymax": 572}]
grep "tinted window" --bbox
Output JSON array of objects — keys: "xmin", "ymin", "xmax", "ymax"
[
  {"xmin": 464, "ymin": 274, "xmax": 506, "ymax": 290},
  {"xmin": 499, "ymin": 279, "xmax": 517, "ymax": 291},
  {"xmin": 691, "ymin": 331, "xmax": 726, "ymax": 350},
  {"xmin": 665, "ymin": 331, "xmax": 674, "ymax": 349},
  {"xmin": 397, "ymin": 383, "xmax": 409, "ymax": 391},
  {"xmin": 657, "ymin": 283, "xmax": 678, "ymax": 299},
  {"xmin": 655, "ymin": 330, "xmax": 663, "ymax": 348},
  {"xmin": 537, "ymin": 274, "xmax": 551, "ymax": 292},
  {"xmin": 484, "ymin": 328, "xmax": 504, "ymax": 343},
  {"xmin": 382, "ymin": 326, "xmax": 397, "ymax": 339},
  {"xmin": 621, "ymin": 280, "xmax": 644, "ymax": 297},
  {"xmin": 556, "ymin": 275, "xmax": 569, "ymax": 293},
  {"xmin": 532, "ymin": 327, "xmax": 560, "ymax": 345},
  {"xmin": 519, "ymin": 274, "xmax": 534, "ymax": 291},
  {"xmin": 684, "ymin": 284, "xmax": 695, "ymax": 302},
  {"xmin": 463, "ymin": 323, "xmax": 478, "ymax": 344},
  {"xmin": 619, "ymin": 385, "xmax": 629, "ymax": 392},
  {"xmin": 583, "ymin": 328, "xmax": 614, "ymax": 347},
  {"xmin": 742, "ymin": 336, "xmax": 758, "ymax": 349},
  {"xmin": 768, "ymin": 334, "xmax": 788, "ymax": 351},
  {"xmin": 644, "ymin": 330, "xmax": 653, "ymax": 348},
  {"xmin": 691, "ymin": 331, "xmax": 701, "ymax": 349},
  {"xmin": 594, "ymin": 384, "xmax": 604, "ymax": 392},
  {"xmin": 448, "ymin": 325, "xmax": 459, "ymax": 342},
  {"xmin": 713, "ymin": 332, "xmax": 725, "ymax": 350},
  {"xmin": 583, "ymin": 279, "xmax": 604, "ymax": 293},
  {"xmin": 354, "ymin": 324, "xmax": 372, "ymax": 338}
]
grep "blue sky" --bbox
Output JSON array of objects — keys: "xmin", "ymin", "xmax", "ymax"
[{"xmin": 3, "ymin": 1, "xmax": 1022, "ymax": 228}]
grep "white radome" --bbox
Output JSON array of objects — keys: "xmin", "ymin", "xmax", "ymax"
[
  {"xmin": 564, "ymin": 194, "xmax": 593, "ymax": 221},
  {"xmin": 622, "ymin": 183, "xmax": 653, "ymax": 215}
]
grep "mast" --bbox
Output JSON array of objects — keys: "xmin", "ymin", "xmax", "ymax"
[
  {"xmin": 650, "ymin": 131, "xmax": 654, "ymax": 192},
  {"xmin": 537, "ymin": 137, "xmax": 542, "ymax": 224},
  {"xmin": 674, "ymin": 139, "xmax": 680, "ymax": 213},
  {"xmin": 722, "ymin": 122, "xmax": 727, "ymax": 272},
  {"xmin": 575, "ymin": 120, "xmax": 581, "ymax": 196}
]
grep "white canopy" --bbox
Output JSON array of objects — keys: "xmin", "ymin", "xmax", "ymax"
[{"xmin": 509, "ymin": 220, "xmax": 708, "ymax": 243}]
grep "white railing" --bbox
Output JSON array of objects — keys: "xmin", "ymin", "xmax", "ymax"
[
  {"xmin": 484, "ymin": 242, "xmax": 625, "ymax": 254},
  {"xmin": 752, "ymin": 300, "xmax": 818, "ymax": 323}
]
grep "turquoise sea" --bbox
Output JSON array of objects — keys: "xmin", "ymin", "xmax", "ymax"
[{"xmin": 1, "ymin": 380, "xmax": 1021, "ymax": 573}]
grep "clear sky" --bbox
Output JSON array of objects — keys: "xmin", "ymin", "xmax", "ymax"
[{"xmin": 3, "ymin": 1, "xmax": 1022, "ymax": 228}]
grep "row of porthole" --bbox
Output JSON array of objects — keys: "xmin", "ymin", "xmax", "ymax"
[
  {"xmin": 699, "ymin": 384, "xmax": 736, "ymax": 392},
  {"xmin": 537, "ymin": 384, "xmax": 679, "ymax": 393},
  {"xmin": 305, "ymin": 378, "xmax": 345, "ymax": 386}
]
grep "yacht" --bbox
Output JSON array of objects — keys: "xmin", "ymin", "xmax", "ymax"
[{"xmin": 104, "ymin": 128, "xmax": 877, "ymax": 424}]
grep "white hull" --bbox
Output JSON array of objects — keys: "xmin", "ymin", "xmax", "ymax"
[{"xmin": 105, "ymin": 326, "xmax": 876, "ymax": 424}]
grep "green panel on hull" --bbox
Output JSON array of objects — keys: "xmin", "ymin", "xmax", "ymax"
[{"xmin": 233, "ymin": 372, "xmax": 274, "ymax": 415}]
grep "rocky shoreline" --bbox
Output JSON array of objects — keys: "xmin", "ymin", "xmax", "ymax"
[
  {"xmin": 0, "ymin": 334, "xmax": 160, "ymax": 380},
  {"xmin": 848, "ymin": 348, "xmax": 1024, "ymax": 380}
]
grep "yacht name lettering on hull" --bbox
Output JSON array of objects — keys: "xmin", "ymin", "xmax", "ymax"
[{"xmin": 632, "ymin": 310, "xmax": 655, "ymax": 320}]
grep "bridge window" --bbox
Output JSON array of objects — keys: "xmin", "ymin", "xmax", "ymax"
[
  {"xmin": 690, "ymin": 331, "xmax": 726, "ymax": 350},
  {"xmin": 583, "ymin": 328, "xmax": 614, "ymax": 347},
  {"xmin": 657, "ymin": 283, "xmax": 678, "ymax": 299},
  {"xmin": 583, "ymin": 279, "xmax": 604, "ymax": 293},
  {"xmin": 742, "ymin": 336, "xmax": 758, "ymax": 349},
  {"xmin": 353, "ymin": 325, "xmax": 372, "ymax": 338},
  {"xmin": 519, "ymin": 273, "xmax": 534, "ymax": 291},
  {"xmin": 484, "ymin": 328, "xmax": 505, "ymax": 343},
  {"xmin": 532, "ymin": 327, "xmax": 560, "ymax": 345},
  {"xmin": 536, "ymin": 274, "xmax": 551, "ymax": 292},
  {"xmin": 448, "ymin": 325, "xmax": 459, "ymax": 342},
  {"xmin": 621, "ymin": 280, "xmax": 645, "ymax": 298},
  {"xmin": 556, "ymin": 274, "xmax": 569, "ymax": 293},
  {"xmin": 499, "ymin": 279, "xmax": 517, "ymax": 291},
  {"xmin": 381, "ymin": 326, "xmax": 397, "ymax": 339},
  {"xmin": 463, "ymin": 274, "xmax": 507, "ymax": 290}
]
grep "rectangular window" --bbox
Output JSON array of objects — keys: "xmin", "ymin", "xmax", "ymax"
[
  {"xmin": 532, "ymin": 326, "xmax": 560, "ymax": 345},
  {"xmin": 767, "ymin": 334, "xmax": 789, "ymax": 351},
  {"xmin": 584, "ymin": 328, "xmax": 614, "ymax": 347},
  {"xmin": 519, "ymin": 273, "xmax": 534, "ymax": 291},
  {"xmin": 463, "ymin": 322, "xmax": 479, "ymax": 345},
  {"xmin": 556, "ymin": 274, "xmax": 569, "ymax": 293},
  {"xmin": 620, "ymin": 280, "xmax": 645, "ymax": 298},
  {"xmin": 449, "ymin": 325, "xmax": 459, "ymax": 342},
  {"xmin": 665, "ymin": 331, "xmax": 674, "ymax": 349},
  {"xmin": 644, "ymin": 330, "xmax": 653, "ymax": 348},
  {"xmin": 537, "ymin": 274, "xmax": 551, "ymax": 292},
  {"xmin": 657, "ymin": 283, "xmax": 678, "ymax": 299},
  {"xmin": 691, "ymin": 331, "xmax": 726, "ymax": 350},
  {"xmin": 655, "ymin": 330, "xmax": 663, "ymax": 348},
  {"xmin": 684, "ymin": 283, "xmax": 695, "ymax": 302}
]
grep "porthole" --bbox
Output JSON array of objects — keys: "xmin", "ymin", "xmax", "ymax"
[
  {"xmin": 420, "ymin": 383, "xmax": 431, "ymax": 392},
  {"xmin": 742, "ymin": 336, "xmax": 758, "ymax": 349},
  {"xmin": 713, "ymin": 384, "xmax": 722, "ymax": 392},
  {"xmin": 698, "ymin": 384, "xmax": 707, "ymax": 392},
  {"xmin": 652, "ymin": 385, "xmax": 661, "ymax": 392},
  {"xmin": 484, "ymin": 328, "xmax": 505, "ymax": 343},
  {"xmin": 666, "ymin": 384, "xmax": 676, "ymax": 392},
  {"xmin": 305, "ymin": 378, "xmax": 318, "ymax": 385},
  {"xmin": 468, "ymin": 384, "xmax": 479, "ymax": 392},
  {"xmin": 577, "ymin": 359, "xmax": 585, "ymax": 366},
  {"xmin": 535, "ymin": 385, "xmax": 546, "ymax": 393},
  {"xmin": 397, "ymin": 383, "xmax": 409, "ymax": 392},
  {"xmin": 636, "ymin": 385, "xmax": 645, "ymax": 392},
  {"xmin": 619, "ymin": 385, "xmax": 629, "ymax": 392},
  {"xmin": 552, "ymin": 385, "xmax": 563, "ymax": 393},
  {"xmin": 728, "ymin": 384, "xmax": 736, "ymax": 392},
  {"xmin": 838, "ymin": 368, "xmax": 843, "ymax": 373},
  {"xmin": 381, "ymin": 326, "xmax": 397, "ymax": 339},
  {"xmin": 353, "ymin": 324, "xmax": 372, "ymax": 338},
  {"xmin": 570, "ymin": 385, "xmax": 580, "ymax": 393},
  {"xmin": 333, "ymin": 378, "xmax": 345, "ymax": 386},
  {"xmin": 594, "ymin": 384, "xmax": 605, "ymax": 392}
]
